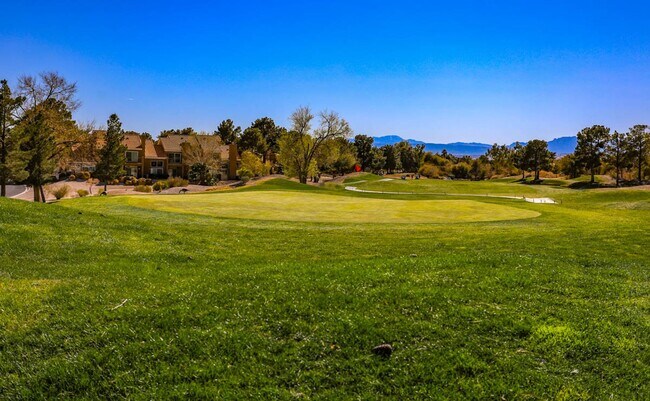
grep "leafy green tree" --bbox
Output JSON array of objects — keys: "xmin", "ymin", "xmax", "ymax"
[
  {"xmin": 555, "ymin": 153, "xmax": 582, "ymax": 179},
  {"xmin": 96, "ymin": 114, "xmax": 126, "ymax": 192},
  {"xmin": 370, "ymin": 147, "xmax": 386, "ymax": 172},
  {"xmin": 0, "ymin": 79, "xmax": 25, "ymax": 197},
  {"xmin": 512, "ymin": 142, "xmax": 526, "ymax": 179},
  {"xmin": 575, "ymin": 125, "xmax": 610, "ymax": 184},
  {"xmin": 238, "ymin": 127, "xmax": 268, "ymax": 156},
  {"xmin": 250, "ymin": 117, "xmax": 284, "ymax": 161},
  {"xmin": 316, "ymin": 137, "xmax": 356, "ymax": 176},
  {"xmin": 523, "ymin": 139, "xmax": 554, "ymax": 181},
  {"xmin": 353, "ymin": 134, "xmax": 374, "ymax": 171},
  {"xmin": 606, "ymin": 131, "xmax": 630, "ymax": 187},
  {"xmin": 394, "ymin": 141, "xmax": 425, "ymax": 173},
  {"xmin": 382, "ymin": 144, "xmax": 401, "ymax": 173},
  {"xmin": 277, "ymin": 107, "xmax": 351, "ymax": 184},
  {"xmin": 626, "ymin": 124, "xmax": 649, "ymax": 182},
  {"xmin": 485, "ymin": 144, "xmax": 514, "ymax": 175},
  {"xmin": 240, "ymin": 150, "xmax": 270, "ymax": 177},
  {"xmin": 215, "ymin": 119, "xmax": 241, "ymax": 144}
]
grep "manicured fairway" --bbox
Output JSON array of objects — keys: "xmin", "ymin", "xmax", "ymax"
[
  {"xmin": 343, "ymin": 173, "xmax": 568, "ymax": 197},
  {"xmin": 120, "ymin": 191, "xmax": 540, "ymax": 223},
  {"xmin": 0, "ymin": 178, "xmax": 648, "ymax": 400}
]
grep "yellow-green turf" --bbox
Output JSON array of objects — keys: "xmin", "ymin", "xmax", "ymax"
[{"xmin": 123, "ymin": 191, "xmax": 540, "ymax": 223}]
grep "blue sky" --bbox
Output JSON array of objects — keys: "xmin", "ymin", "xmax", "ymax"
[{"xmin": 2, "ymin": 1, "xmax": 649, "ymax": 143}]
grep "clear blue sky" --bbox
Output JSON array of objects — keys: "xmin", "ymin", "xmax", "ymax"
[{"xmin": 2, "ymin": 1, "xmax": 649, "ymax": 143}]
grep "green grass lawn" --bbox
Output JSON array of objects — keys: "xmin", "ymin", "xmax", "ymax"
[
  {"xmin": 119, "ymin": 191, "xmax": 539, "ymax": 223},
  {"xmin": 0, "ymin": 178, "xmax": 648, "ymax": 399}
]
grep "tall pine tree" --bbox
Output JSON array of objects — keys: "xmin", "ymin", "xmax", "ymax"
[
  {"xmin": 606, "ymin": 131, "xmax": 629, "ymax": 187},
  {"xmin": 0, "ymin": 79, "xmax": 25, "ymax": 197},
  {"xmin": 96, "ymin": 114, "xmax": 126, "ymax": 192},
  {"xmin": 575, "ymin": 125, "xmax": 610, "ymax": 184},
  {"xmin": 626, "ymin": 124, "xmax": 649, "ymax": 182}
]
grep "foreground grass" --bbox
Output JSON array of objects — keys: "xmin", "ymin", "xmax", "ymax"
[{"xmin": 0, "ymin": 179, "xmax": 648, "ymax": 399}]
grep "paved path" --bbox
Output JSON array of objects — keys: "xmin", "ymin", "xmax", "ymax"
[
  {"xmin": 4, "ymin": 185, "xmax": 28, "ymax": 198},
  {"xmin": 344, "ymin": 186, "xmax": 557, "ymax": 204}
]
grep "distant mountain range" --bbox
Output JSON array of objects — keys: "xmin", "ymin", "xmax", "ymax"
[{"xmin": 371, "ymin": 135, "xmax": 577, "ymax": 157}]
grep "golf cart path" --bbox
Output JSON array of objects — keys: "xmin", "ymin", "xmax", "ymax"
[{"xmin": 344, "ymin": 186, "xmax": 557, "ymax": 204}]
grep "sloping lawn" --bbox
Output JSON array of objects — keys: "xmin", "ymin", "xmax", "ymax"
[{"xmin": 0, "ymin": 179, "xmax": 648, "ymax": 399}]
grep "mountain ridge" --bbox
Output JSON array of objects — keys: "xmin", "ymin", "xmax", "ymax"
[{"xmin": 371, "ymin": 135, "xmax": 577, "ymax": 156}]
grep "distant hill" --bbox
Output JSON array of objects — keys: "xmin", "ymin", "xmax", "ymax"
[{"xmin": 371, "ymin": 135, "xmax": 577, "ymax": 157}]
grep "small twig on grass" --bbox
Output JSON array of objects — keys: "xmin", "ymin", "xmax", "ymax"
[{"xmin": 111, "ymin": 299, "xmax": 129, "ymax": 310}]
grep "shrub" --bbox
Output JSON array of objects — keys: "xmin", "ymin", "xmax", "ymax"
[
  {"xmin": 67, "ymin": 174, "xmax": 77, "ymax": 181},
  {"xmin": 79, "ymin": 171, "xmax": 91, "ymax": 180},
  {"xmin": 237, "ymin": 167, "xmax": 253, "ymax": 183},
  {"xmin": 136, "ymin": 178, "xmax": 147, "ymax": 186},
  {"xmin": 48, "ymin": 184, "xmax": 71, "ymax": 200},
  {"xmin": 109, "ymin": 179, "xmax": 120, "ymax": 185},
  {"xmin": 77, "ymin": 189, "xmax": 89, "ymax": 197},
  {"xmin": 152, "ymin": 181, "xmax": 169, "ymax": 191},
  {"xmin": 134, "ymin": 185, "xmax": 152, "ymax": 193},
  {"xmin": 240, "ymin": 151, "xmax": 269, "ymax": 177},
  {"xmin": 451, "ymin": 162, "xmax": 471, "ymax": 179},
  {"xmin": 167, "ymin": 177, "xmax": 189, "ymax": 188},
  {"xmin": 419, "ymin": 164, "xmax": 442, "ymax": 179},
  {"xmin": 188, "ymin": 164, "xmax": 221, "ymax": 186}
]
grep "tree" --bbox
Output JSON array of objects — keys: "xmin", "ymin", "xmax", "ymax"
[
  {"xmin": 277, "ymin": 107, "xmax": 352, "ymax": 184},
  {"xmin": 606, "ymin": 131, "xmax": 629, "ymax": 187},
  {"xmin": 17, "ymin": 72, "xmax": 80, "ymax": 112},
  {"xmin": 485, "ymin": 144, "xmax": 514, "ymax": 175},
  {"xmin": 555, "ymin": 153, "xmax": 581, "ymax": 179},
  {"xmin": 14, "ymin": 99, "xmax": 77, "ymax": 201},
  {"xmin": 250, "ymin": 117, "xmax": 284, "ymax": 161},
  {"xmin": 96, "ymin": 114, "xmax": 126, "ymax": 192},
  {"xmin": 523, "ymin": 139, "xmax": 554, "ymax": 181},
  {"xmin": 382, "ymin": 144, "xmax": 401, "ymax": 173},
  {"xmin": 575, "ymin": 125, "xmax": 610, "ymax": 184},
  {"xmin": 353, "ymin": 134, "xmax": 374, "ymax": 171},
  {"xmin": 626, "ymin": 124, "xmax": 649, "ymax": 182},
  {"xmin": 215, "ymin": 119, "xmax": 241, "ymax": 144},
  {"xmin": 238, "ymin": 127, "xmax": 268, "ymax": 156},
  {"xmin": 0, "ymin": 79, "xmax": 25, "ymax": 197},
  {"xmin": 188, "ymin": 163, "xmax": 212, "ymax": 185},
  {"xmin": 240, "ymin": 151, "xmax": 270, "ymax": 177},
  {"xmin": 512, "ymin": 142, "xmax": 526, "ymax": 179},
  {"xmin": 370, "ymin": 147, "xmax": 386, "ymax": 173},
  {"xmin": 181, "ymin": 134, "xmax": 222, "ymax": 169},
  {"xmin": 159, "ymin": 127, "xmax": 195, "ymax": 137},
  {"xmin": 316, "ymin": 137, "xmax": 356, "ymax": 176}
]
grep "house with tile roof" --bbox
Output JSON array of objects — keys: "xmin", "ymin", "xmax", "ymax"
[{"xmin": 72, "ymin": 131, "xmax": 239, "ymax": 181}]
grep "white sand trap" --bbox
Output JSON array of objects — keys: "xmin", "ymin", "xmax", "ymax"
[
  {"xmin": 524, "ymin": 197, "xmax": 556, "ymax": 204},
  {"xmin": 377, "ymin": 178, "xmax": 394, "ymax": 182}
]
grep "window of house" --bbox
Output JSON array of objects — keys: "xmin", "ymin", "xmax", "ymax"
[
  {"xmin": 151, "ymin": 161, "xmax": 163, "ymax": 167},
  {"xmin": 168, "ymin": 153, "xmax": 182, "ymax": 164},
  {"xmin": 126, "ymin": 151, "xmax": 139, "ymax": 163}
]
